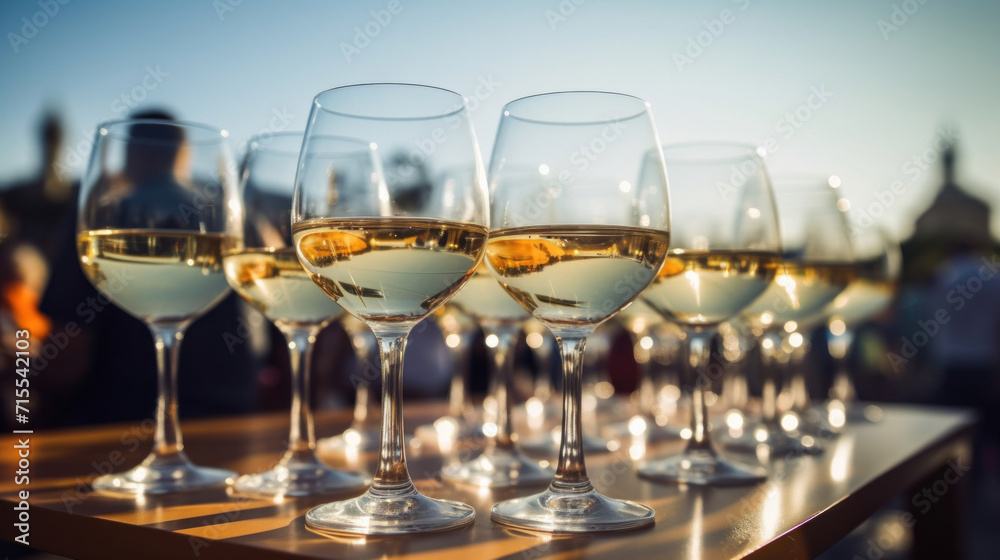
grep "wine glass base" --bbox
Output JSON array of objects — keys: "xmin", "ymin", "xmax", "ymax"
[
  {"xmin": 719, "ymin": 424, "xmax": 824, "ymax": 456},
  {"xmin": 232, "ymin": 457, "xmax": 368, "ymax": 498},
  {"xmin": 491, "ymin": 486, "xmax": 654, "ymax": 533},
  {"xmin": 305, "ymin": 487, "xmax": 475, "ymax": 535},
  {"xmin": 319, "ymin": 427, "xmax": 381, "ymax": 453},
  {"xmin": 638, "ymin": 451, "xmax": 766, "ymax": 486},
  {"xmin": 441, "ymin": 448, "xmax": 552, "ymax": 488},
  {"xmin": 521, "ymin": 429, "xmax": 613, "ymax": 455},
  {"xmin": 92, "ymin": 452, "xmax": 235, "ymax": 495}
]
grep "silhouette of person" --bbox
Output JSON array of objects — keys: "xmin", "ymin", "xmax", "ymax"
[{"xmin": 35, "ymin": 109, "xmax": 261, "ymax": 428}]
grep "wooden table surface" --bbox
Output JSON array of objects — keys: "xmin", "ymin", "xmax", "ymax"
[{"xmin": 0, "ymin": 402, "xmax": 975, "ymax": 560}]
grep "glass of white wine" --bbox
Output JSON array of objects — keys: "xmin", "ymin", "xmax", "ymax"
[
  {"xmin": 293, "ymin": 83, "xmax": 487, "ymax": 535},
  {"xmin": 77, "ymin": 118, "xmax": 239, "ymax": 494},
  {"xmin": 223, "ymin": 132, "xmax": 369, "ymax": 497},
  {"xmin": 486, "ymin": 91, "xmax": 669, "ymax": 532},
  {"xmin": 638, "ymin": 142, "xmax": 781, "ymax": 486},
  {"xmin": 724, "ymin": 177, "xmax": 855, "ymax": 455}
]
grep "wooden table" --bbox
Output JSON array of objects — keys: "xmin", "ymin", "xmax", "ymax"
[{"xmin": 0, "ymin": 402, "xmax": 974, "ymax": 559}]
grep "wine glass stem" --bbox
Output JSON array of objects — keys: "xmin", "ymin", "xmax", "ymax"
[
  {"xmin": 447, "ymin": 331, "xmax": 474, "ymax": 419},
  {"xmin": 351, "ymin": 340, "xmax": 376, "ymax": 429},
  {"xmin": 628, "ymin": 328, "xmax": 655, "ymax": 415},
  {"xmin": 683, "ymin": 329, "xmax": 716, "ymax": 454},
  {"xmin": 533, "ymin": 338, "xmax": 554, "ymax": 400},
  {"xmin": 372, "ymin": 334, "xmax": 414, "ymax": 493},
  {"xmin": 761, "ymin": 333, "xmax": 780, "ymax": 425},
  {"xmin": 829, "ymin": 328, "xmax": 857, "ymax": 403},
  {"xmin": 789, "ymin": 341, "xmax": 811, "ymax": 411},
  {"xmin": 281, "ymin": 326, "xmax": 319, "ymax": 460},
  {"xmin": 484, "ymin": 325, "xmax": 516, "ymax": 453},
  {"xmin": 551, "ymin": 336, "xmax": 592, "ymax": 493},
  {"xmin": 150, "ymin": 324, "xmax": 186, "ymax": 458}
]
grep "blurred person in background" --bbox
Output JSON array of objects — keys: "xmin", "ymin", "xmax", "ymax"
[{"xmin": 0, "ymin": 111, "xmax": 73, "ymax": 425}]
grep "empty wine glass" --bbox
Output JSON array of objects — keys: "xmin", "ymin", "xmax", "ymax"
[
  {"xmin": 293, "ymin": 83, "xmax": 487, "ymax": 535},
  {"xmin": 638, "ymin": 142, "xmax": 781, "ymax": 486},
  {"xmin": 486, "ymin": 91, "xmax": 669, "ymax": 532},
  {"xmin": 223, "ymin": 132, "xmax": 368, "ymax": 497},
  {"xmin": 77, "ymin": 118, "xmax": 239, "ymax": 494}
]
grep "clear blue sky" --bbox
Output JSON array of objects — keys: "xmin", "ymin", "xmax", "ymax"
[{"xmin": 2, "ymin": 0, "xmax": 998, "ymax": 238}]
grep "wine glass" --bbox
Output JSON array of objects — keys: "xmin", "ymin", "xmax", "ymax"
[
  {"xmin": 486, "ymin": 91, "xmax": 669, "ymax": 532},
  {"xmin": 825, "ymin": 226, "xmax": 900, "ymax": 423},
  {"xmin": 77, "ymin": 118, "xmax": 239, "ymax": 494},
  {"xmin": 724, "ymin": 176, "xmax": 855, "ymax": 455},
  {"xmin": 442, "ymin": 262, "xmax": 552, "ymax": 487},
  {"xmin": 638, "ymin": 142, "xmax": 781, "ymax": 486},
  {"xmin": 222, "ymin": 132, "xmax": 369, "ymax": 496},
  {"xmin": 293, "ymin": 83, "xmax": 487, "ymax": 535}
]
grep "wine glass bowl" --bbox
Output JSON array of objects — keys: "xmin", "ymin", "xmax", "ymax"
[
  {"xmin": 293, "ymin": 83, "xmax": 487, "ymax": 535},
  {"xmin": 485, "ymin": 91, "xmax": 669, "ymax": 532},
  {"xmin": 77, "ymin": 118, "xmax": 239, "ymax": 494}
]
